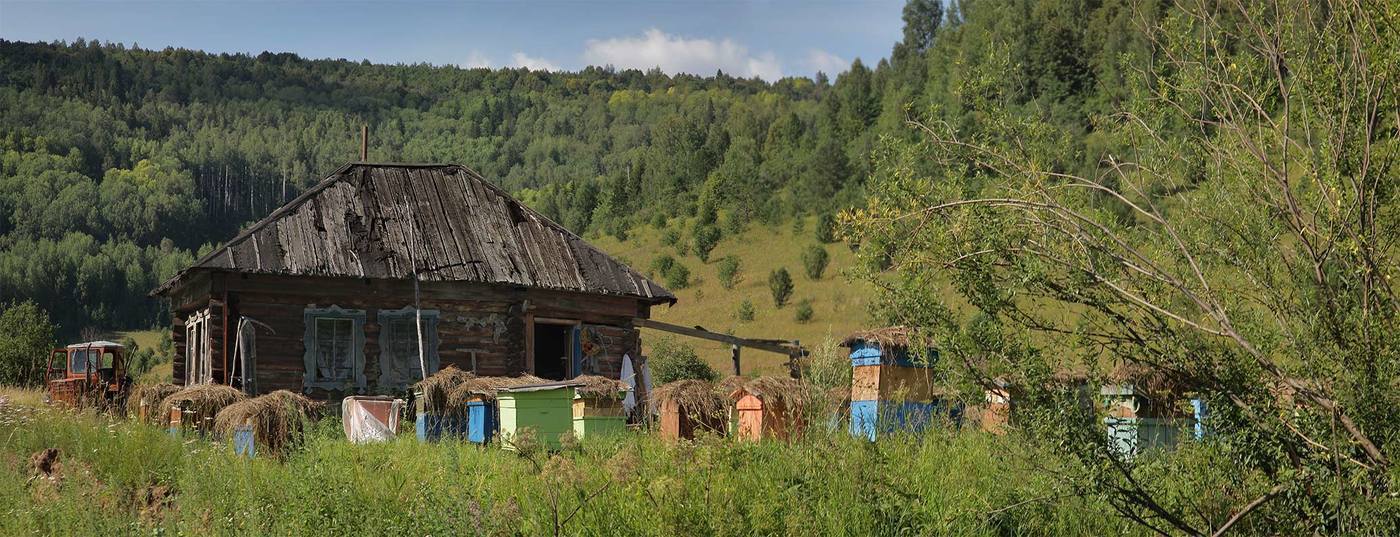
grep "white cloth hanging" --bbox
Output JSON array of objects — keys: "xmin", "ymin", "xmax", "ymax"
[{"xmin": 621, "ymin": 354, "xmax": 637, "ymax": 414}]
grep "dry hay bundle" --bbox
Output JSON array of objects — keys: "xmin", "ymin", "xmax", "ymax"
[
  {"xmin": 571, "ymin": 375, "xmax": 629, "ymax": 400},
  {"xmin": 736, "ymin": 376, "xmax": 812, "ymax": 417},
  {"xmin": 445, "ymin": 374, "xmax": 548, "ymax": 411},
  {"xmin": 841, "ymin": 326, "xmax": 919, "ymax": 348},
  {"xmin": 128, "ymin": 383, "xmax": 181, "ymax": 422},
  {"xmin": 214, "ymin": 390, "xmax": 320, "ymax": 456},
  {"xmin": 415, "ymin": 365, "xmax": 475, "ymax": 415},
  {"xmin": 158, "ymin": 384, "xmax": 247, "ymax": 427},
  {"xmin": 650, "ymin": 379, "xmax": 727, "ymax": 420},
  {"xmin": 716, "ymin": 375, "xmax": 749, "ymax": 396}
]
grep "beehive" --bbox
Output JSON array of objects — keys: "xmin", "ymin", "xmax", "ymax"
[
  {"xmin": 466, "ymin": 397, "xmax": 498, "ymax": 444},
  {"xmin": 1101, "ymin": 384, "xmax": 1186, "ymax": 457},
  {"xmin": 728, "ymin": 377, "xmax": 808, "ymax": 442},
  {"xmin": 844, "ymin": 328, "xmax": 961, "ymax": 441},
  {"xmin": 572, "ymin": 394, "xmax": 627, "ymax": 438},
  {"xmin": 497, "ymin": 381, "xmax": 579, "ymax": 451}
]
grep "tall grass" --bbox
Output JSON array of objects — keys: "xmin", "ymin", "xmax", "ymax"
[{"xmin": 0, "ymin": 404, "xmax": 1136, "ymax": 536}]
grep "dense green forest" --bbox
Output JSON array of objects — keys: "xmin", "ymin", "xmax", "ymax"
[{"xmin": 0, "ymin": 0, "xmax": 1148, "ymax": 337}]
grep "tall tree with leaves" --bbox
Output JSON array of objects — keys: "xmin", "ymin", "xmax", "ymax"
[{"xmin": 847, "ymin": 0, "xmax": 1399, "ymax": 533}]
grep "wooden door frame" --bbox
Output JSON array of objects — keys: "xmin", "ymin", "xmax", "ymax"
[{"xmin": 526, "ymin": 316, "xmax": 581, "ymax": 378}]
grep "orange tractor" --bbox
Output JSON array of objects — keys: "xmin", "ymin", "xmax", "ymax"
[{"xmin": 45, "ymin": 341, "xmax": 132, "ymax": 410}]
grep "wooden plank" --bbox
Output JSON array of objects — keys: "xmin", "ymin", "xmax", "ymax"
[{"xmin": 633, "ymin": 318, "xmax": 802, "ymax": 357}]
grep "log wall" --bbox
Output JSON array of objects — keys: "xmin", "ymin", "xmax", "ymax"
[{"xmin": 166, "ymin": 271, "xmax": 654, "ymax": 398}]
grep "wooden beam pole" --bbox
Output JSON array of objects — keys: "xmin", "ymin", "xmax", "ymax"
[{"xmin": 632, "ymin": 318, "xmax": 802, "ymax": 357}]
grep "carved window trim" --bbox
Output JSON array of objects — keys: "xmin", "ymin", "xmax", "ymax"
[
  {"xmin": 302, "ymin": 306, "xmax": 367, "ymax": 392},
  {"xmin": 376, "ymin": 306, "xmax": 440, "ymax": 391}
]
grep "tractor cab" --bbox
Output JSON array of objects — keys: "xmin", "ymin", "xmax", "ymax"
[{"xmin": 46, "ymin": 341, "xmax": 131, "ymax": 409}]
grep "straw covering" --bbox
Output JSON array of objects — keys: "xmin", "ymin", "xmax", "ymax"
[
  {"xmin": 841, "ymin": 326, "xmax": 919, "ymax": 348},
  {"xmin": 650, "ymin": 379, "xmax": 728, "ymax": 420},
  {"xmin": 214, "ymin": 390, "xmax": 321, "ymax": 456},
  {"xmin": 128, "ymin": 383, "xmax": 181, "ymax": 423},
  {"xmin": 415, "ymin": 366, "xmax": 550, "ymax": 416},
  {"xmin": 572, "ymin": 375, "xmax": 630, "ymax": 400},
  {"xmin": 416, "ymin": 366, "xmax": 475, "ymax": 415},
  {"xmin": 726, "ymin": 376, "xmax": 812, "ymax": 417},
  {"xmin": 158, "ymin": 384, "xmax": 247, "ymax": 426}
]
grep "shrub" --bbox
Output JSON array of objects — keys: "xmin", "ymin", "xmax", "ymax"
[
  {"xmin": 663, "ymin": 262, "xmax": 690, "ymax": 290},
  {"xmin": 717, "ymin": 256, "xmax": 742, "ymax": 289},
  {"xmin": 650, "ymin": 212, "xmax": 667, "ymax": 229},
  {"xmin": 649, "ymin": 254, "xmax": 676, "ymax": 278},
  {"xmin": 802, "ymin": 245, "xmax": 830, "ymax": 280},
  {"xmin": 692, "ymin": 224, "xmax": 721, "ymax": 262},
  {"xmin": 0, "ymin": 300, "xmax": 56, "ymax": 386},
  {"xmin": 719, "ymin": 210, "xmax": 746, "ymax": 235},
  {"xmin": 768, "ymin": 268, "xmax": 794, "ymax": 308},
  {"xmin": 815, "ymin": 213, "xmax": 837, "ymax": 243},
  {"xmin": 660, "ymin": 228, "xmax": 681, "ymax": 246},
  {"xmin": 795, "ymin": 299, "xmax": 814, "ymax": 323},
  {"xmin": 736, "ymin": 299, "xmax": 755, "ymax": 322},
  {"xmin": 649, "ymin": 337, "xmax": 717, "ymax": 384}
]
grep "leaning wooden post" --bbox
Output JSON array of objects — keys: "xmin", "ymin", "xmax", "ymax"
[{"xmin": 731, "ymin": 344, "xmax": 741, "ymax": 376}]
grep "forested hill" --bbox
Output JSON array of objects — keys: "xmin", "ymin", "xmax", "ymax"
[{"xmin": 0, "ymin": 0, "xmax": 1149, "ymax": 337}]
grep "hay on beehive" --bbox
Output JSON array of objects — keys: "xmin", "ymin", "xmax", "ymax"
[
  {"xmin": 733, "ymin": 376, "xmax": 812, "ymax": 417},
  {"xmin": 571, "ymin": 375, "xmax": 629, "ymax": 400},
  {"xmin": 650, "ymin": 379, "xmax": 727, "ymax": 420},
  {"xmin": 214, "ymin": 390, "xmax": 320, "ymax": 456},
  {"xmin": 415, "ymin": 365, "xmax": 475, "ymax": 415},
  {"xmin": 128, "ymin": 383, "xmax": 182, "ymax": 423},
  {"xmin": 158, "ymin": 384, "xmax": 247, "ymax": 427},
  {"xmin": 442, "ymin": 374, "xmax": 546, "ymax": 411},
  {"xmin": 841, "ymin": 326, "xmax": 919, "ymax": 348}
]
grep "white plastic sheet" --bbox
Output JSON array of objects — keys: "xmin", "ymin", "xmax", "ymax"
[
  {"xmin": 621, "ymin": 354, "xmax": 637, "ymax": 414},
  {"xmin": 342, "ymin": 396, "xmax": 405, "ymax": 443}
]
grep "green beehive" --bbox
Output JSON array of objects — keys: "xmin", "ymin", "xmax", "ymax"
[
  {"xmin": 497, "ymin": 381, "xmax": 580, "ymax": 451},
  {"xmin": 572, "ymin": 392, "xmax": 627, "ymax": 438}
]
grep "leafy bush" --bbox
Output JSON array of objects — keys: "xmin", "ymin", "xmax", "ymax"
[
  {"xmin": 717, "ymin": 256, "xmax": 742, "ymax": 289},
  {"xmin": 660, "ymin": 228, "xmax": 681, "ymax": 246},
  {"xmin": 794, "ymin": 299, "xmax": 814, "ymax": 323},
  {"xmin": 650, "ymin": 212, "xmax": 667, "ymax": 229},
  {"xmin": 0, "ymin": 301, "xmax": 56, "ymax": 386},
  {"xmin": 691, "ymin": 224, "xmax": 721, "ymax": 262},
  {"xmin": 736, "ymin": 299, "xmax": 755, "ymax": 322},
  {"xmin": 649, "ymin": 337, "xmax": 717, "ymax": 384},
  {"xmin": 663, "ymin": 262, "xmax": 690, "ymax": 290},
  {"xmin": 815, "ymin": 213, "xmax": 837, "ymax": 243},
  {"xmin": 768, "ymin": 268, "xmax": 794, "ymax": 308},
  {"xmin": 649, "ymin": 254, "xmax": 676, "ymax": 278},
  {"xmin": 801, "ymin": 245, "xmax": 829, "ymax": 280}
]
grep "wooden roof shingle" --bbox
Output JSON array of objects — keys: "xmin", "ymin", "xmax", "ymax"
[{"xmin": 152, "ymin": 162, "xmax": 676, "ymax": 303}]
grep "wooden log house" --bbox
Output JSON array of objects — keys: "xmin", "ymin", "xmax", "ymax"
[{"xmin": 151, "ymin": 163, "xmax": 676, "ymax": 399}]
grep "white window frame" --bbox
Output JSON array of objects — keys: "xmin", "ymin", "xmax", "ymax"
[
  {"xmin": 185, "ymin": 309, "xmax": 212, "ymax": 386},
  {"xmin": 376, "ymin": 306, "xmax": 440, "ymax": 391},
  {"xmin": 302, "ymin": 306, "xmax": 367, "ymax": 392}
]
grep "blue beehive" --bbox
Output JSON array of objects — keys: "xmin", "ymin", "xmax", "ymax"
[
  {"xmin": 416, "ymin": 412, "xmax": 470, "ymax": 442},
  {"xmin": 233, "ymin": 424, "xmax": 256, "ymax": 458},
  {"xmin": 844, "ymin": 328, "xmax": 962, "ymax": 441},
  {"xmin": 466, "ymin": 398, "xmax": 498, "ymax": 443}
]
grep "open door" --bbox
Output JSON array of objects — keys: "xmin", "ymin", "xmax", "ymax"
[{"xmin": 530, "ymin": 318, "xmax": 581, "ymax": 381}]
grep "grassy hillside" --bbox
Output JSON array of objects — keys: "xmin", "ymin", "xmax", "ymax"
[{"xmin": 592, "ymin": 216, "xmax": 873, "ymax": 375}]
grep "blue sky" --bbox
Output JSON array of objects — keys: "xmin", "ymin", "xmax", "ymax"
[{"xmin": 0, "ymin": 0, "xmax": 906, "ymax": 79}]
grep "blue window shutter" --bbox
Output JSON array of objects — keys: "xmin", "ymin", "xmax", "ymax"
[{"xmin": 571, "ymin": 325, "xmax": 583, "ymax": 377}]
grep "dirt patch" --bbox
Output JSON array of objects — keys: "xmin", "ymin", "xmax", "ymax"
[
  {"xmin": 30, "ymin": 448, "xmax": 60, "ymax": 477},
  {"xmin": 140, "ymin": 483, "xmax": 175, "ymax": 522}
]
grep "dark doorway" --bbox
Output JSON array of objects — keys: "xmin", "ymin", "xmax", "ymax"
[{"xmin": 533, "ymin": 323, "xmax": 572, "ymax": 380}]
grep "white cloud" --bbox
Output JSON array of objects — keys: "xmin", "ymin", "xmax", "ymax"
[
  {"xmin": 510, "ymin": 52, "xmax": 561, "ymax": 72},
  {"xmin": 806, "ymin": 49, "xmax": 849, "ymax": 76},
  {"xmin": 582, "ymin": 28, "xmax": 784, "ymax": 81},
  {"xmin": 463, "ymin": 50, "xmax": 492, "ymax": 69}
]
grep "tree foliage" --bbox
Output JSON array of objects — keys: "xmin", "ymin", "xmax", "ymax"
[
  {"xmin": 768, "ymin": 268, "xmax": 794, "ymax": 308},
  {"xmin": 847, "ymin": 0, "xmax": 1400, "ymax": 533},
  {"xmin": 0, "ymin": 300, "xmax": 56, "ymax": 386}
]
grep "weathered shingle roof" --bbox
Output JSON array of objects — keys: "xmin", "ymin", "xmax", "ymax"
[{"xmin": 153, "ymin": 163, "xmax": 675, "ymax": 303}]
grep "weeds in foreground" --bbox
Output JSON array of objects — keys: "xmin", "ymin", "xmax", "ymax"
[{"xmin": 0, "ymin": 404, "xmax": 1132, "ymax": 536}]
